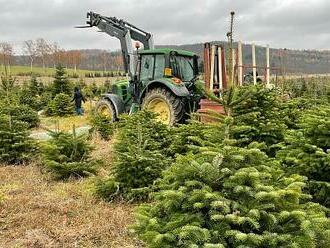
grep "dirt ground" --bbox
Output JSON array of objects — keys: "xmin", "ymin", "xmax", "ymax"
[{"xmin": 0, "ymin": 137, "xmax": 141, "ymax": 248}]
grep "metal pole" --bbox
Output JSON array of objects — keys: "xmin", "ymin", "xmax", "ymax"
[
  {"xmin": 266, "ymin": 45, "xmax": 270, "ymax": 86},
  {"xmin": 252, "ymin": 43, "xmax": 257, "ymax": 85}
]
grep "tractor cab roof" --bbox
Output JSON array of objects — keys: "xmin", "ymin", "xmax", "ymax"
[{"xmin": 138, "ymin": 48, "xmax": 196, "ymax": 57}]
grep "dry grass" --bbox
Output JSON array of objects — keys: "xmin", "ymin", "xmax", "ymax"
[
  {"xmin": 35, "ymin": 101, "xmax": 95, "ymax": 133},
  {"xmin": 0, "ymin": 134, "xmax": 141, "ymax": 248},
  {"xmin": 0, "ymin": 164, "xmax": 141, "ymax": 248}
]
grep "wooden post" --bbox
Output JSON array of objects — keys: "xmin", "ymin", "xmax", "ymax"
[
  {"xmin": 231, "ymin": 48, "xmax": 236, "ymax": 86},
  {"xmin": 252, "ymin": 43, "xmax": 257, "ymax": 85},
  {"xmin": 237, "ymin": 41, "xmax": 243, "ymax": 86},
  {"xmin": 266, "ymin": 45, "xmax": 270, "ymax": 86},
  {"xmin": 210, "ymin": 45, "xmax": 216, "ymax": 91},
  {"xmin": 218, "ymin": 46, "xmax": 223, "ymax": 90},
  {"xmin": 221, "ymin": 47, "xmax": 227, "ymax": 89},
  {"xmin": 203, "ymin": 43, "xmax": 211, "ymax": 90}
]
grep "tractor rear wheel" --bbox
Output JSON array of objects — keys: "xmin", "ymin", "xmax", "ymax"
[
  {"xmin": 142, "ymin": 88, "xmax": 185, "ymax": 125},
  {"xmin": 96, "ymin": 99, "xmax": 116, "ymax": 122}
]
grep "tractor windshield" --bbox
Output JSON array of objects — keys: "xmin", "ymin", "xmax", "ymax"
[{"xmin": 171, "ymin": 56, "xmax": 195, "ymax": 81}]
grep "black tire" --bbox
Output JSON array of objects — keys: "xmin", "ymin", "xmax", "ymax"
[
  {"xmin": 142, "ymin": 88, "xmax": 185, "ymax": 126},
  {"xmin": 96, "ymin": 99, "xmax": 117, "ymax": 122}
]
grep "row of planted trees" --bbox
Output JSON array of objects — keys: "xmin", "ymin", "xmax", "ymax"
[
  {"xmin": 18, "ymin": 65, "xmax": 112, "ymax": 116},
  {"xmin": 0, "ymin": 70, "xmax": 329, "ymax": 247},
  {"xmin": 0, "ymin": 64, "xmax": 109, "ymax": 167},
  {"xmin": 91, "ymin": 80, "xmax": 330, "ymax": 247}
]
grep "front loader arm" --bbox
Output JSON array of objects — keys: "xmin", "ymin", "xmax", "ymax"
[{"xmin": 85, "ymin": 11, "xmax": 154, "ymax": 77}]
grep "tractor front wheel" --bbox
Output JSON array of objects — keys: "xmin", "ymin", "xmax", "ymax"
[
  {"xmin": 142, "ymin": 88, "xmax": 185, "ymax": 125},
  {"xmin": 96, "ymin": 99, "xmax": 117, "ymax": 122}
]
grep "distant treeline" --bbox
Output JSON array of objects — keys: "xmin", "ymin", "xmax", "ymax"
[{"xmin": 2, "ymin": 39, "xmax": 330, "ymax": 74}]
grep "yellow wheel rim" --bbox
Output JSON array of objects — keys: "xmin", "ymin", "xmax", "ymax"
[
  {"xmin": 98, "ymin": 105, "xmax": 113, "ymax": 119},
  {"xmin": 146, "ymin": 98, "xmax": 171, "ymax": 125}
]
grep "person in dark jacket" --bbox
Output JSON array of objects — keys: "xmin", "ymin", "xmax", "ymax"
[{"xmin": 72, "ymin": 87, "xmax": 86, "ymax": 115}]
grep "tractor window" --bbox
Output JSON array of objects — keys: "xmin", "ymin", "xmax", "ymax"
[
  {"xmin": 170, "ymin": 56, "xmax": 195, "ymax": 81},
  {"xmin": 154, "ymin": 55, "xmax": 165, "ymax": 79},
  {"xmin": 140, "ymin": 55, "xmax": 154, "ymax": 81}
]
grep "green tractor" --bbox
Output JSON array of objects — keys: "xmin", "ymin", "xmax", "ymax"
[{"xmin": 81, "ymin": 12, "xmax": 204, "ymax": 125}]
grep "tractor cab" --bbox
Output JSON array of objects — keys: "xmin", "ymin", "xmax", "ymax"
[{"xmin": 136, "ymin": 48, "xmax": 199, "ymax": 86}]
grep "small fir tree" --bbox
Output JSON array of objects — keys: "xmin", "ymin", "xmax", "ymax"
[
  {"xmin": 277, "ymin": 105, "xmax": 330, "ymax": 208},
  {"xmin": 41, "ymin": 127, "xmax": 99, "ymax": 179},
  {"xmin": 52, "ymin": 65, "xmax": 72, "ymax": 96},
  {"xmin": 89, "ymin": 110, "xmax": 115, "ymax": 140},
  {"xmin": 0, "ymin": 114, "xmax": 35, "ymax": 164},
  {"xmin": 205, "ymin": 85, "xmax": 287, "ymax": 157},
  {"xmin": 95, "ymin": 111, "xmax": 172, "ymax": 201},
  {"xmin": 231, "ymin": 85, "xmax": 286, "ymax": 156},
  {"xmin": 0, "ymin": 74, "xmax": 19, "ymax": 105},
  {"xmin": 0, "ymin": 103, "xmax": 40, "ymax": 128},
  {"xmin": 19, "ymin": 75, "xmax": 45, "ymax": 111},
  {"xmin": 169, "ymin": 120, "xmax": 209, "ymax": 156},
  {"xmin": 45, "ymin": 93, "xmax": 74, "ymax": 116}
]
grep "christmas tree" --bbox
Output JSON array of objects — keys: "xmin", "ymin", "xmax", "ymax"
[
  {"xmin": 41, "ymin": 127, "xmax": 99, "ymax": 179},
  {"xmin": 45, "ymin": 93, "xmax": 74, "ymax": 116},
  {"xmin": 0, "ymin": 114, "xmax": 35, "ymax": 164},
  {"xmin": 134, "ymin": 126, "xmax": 330, "ymax": 247},
  {"xmin": 0, "ymin": 103, "xmax": 40, "ymax": 128},
  {"xmin": 89, "ymin": 109, "xmax": 115, "ymax": 140},
  {"xmin": 277, "ymin": 105, "xmax": 330, "ymax": 208},
  {"xmin": 203, "ymin": 85, "xmax": 287, "ymax": 157},
  {"xmin": 19, "ymin": 75, "xmax": 45, "ymax": 111},
  {"xmin": 51, "ymin": 65, "xmax": 72, "ymax": 96},
  {"xmin": 95, "ymin": 111, "xmax": 172, "ymax": 201}
]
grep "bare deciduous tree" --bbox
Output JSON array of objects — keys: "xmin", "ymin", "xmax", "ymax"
[
  {"xmin": 23, "ymin": 40, "xmax": 37, "ymax": 72},
  {"xmin": 99, "ymin": 50, "xmax": 109, "ymax": 72},
  {"xmin": 36, "ymin": 38, "xmax": 50, "ymax": 71},
  {"xmin": 0, "ymin": 42, "xmax": 14, "ymax": 73},
  {"xmin": 48, "ymin": 42, "xmax": 60, "ymax": 68},
  {"xmin": 66, "ymin": 50, "xmax": 82, "ymax": 72},
  {"xmin": 113, "ymin": 54, "xmax": 123, "ymax": 73},
  {"xmin": 72, "ymin": 50, "xmax": 82, "ymax": 72}
]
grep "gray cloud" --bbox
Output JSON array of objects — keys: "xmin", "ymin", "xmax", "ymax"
[{"xmin": 1, "ymin": 0, "xmax": 330, "ymax": 53}]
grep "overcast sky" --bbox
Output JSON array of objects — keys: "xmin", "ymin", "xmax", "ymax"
[{"xmin": 1, "ymin": 0, "xmax": 330, "ymax": 53}]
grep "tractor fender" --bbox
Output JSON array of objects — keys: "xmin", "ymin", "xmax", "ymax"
[
  {"xmin": 101, "ymin": 93, "xmax": 126, "ymax": 116},
  {"xmin": 140, "ymin": 79, "xmax": 189, "ymax": 101}
]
